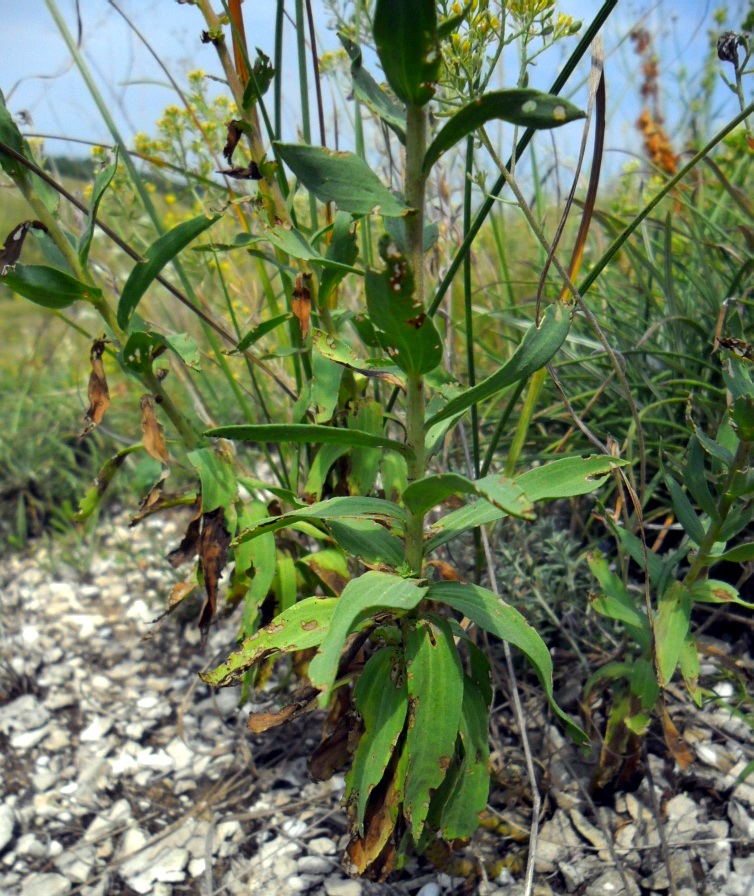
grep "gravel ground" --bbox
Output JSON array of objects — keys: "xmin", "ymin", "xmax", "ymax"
[{"xmin": 1, "ymin": 510, "xmax": 753, "ymax": 896}]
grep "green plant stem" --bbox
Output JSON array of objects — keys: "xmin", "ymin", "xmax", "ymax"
[
  {"xmin": 685, "ymin": 438, "xmax": 752, "ymax": 586},
  {"xmin": 404, "ymin": 103, "xmax": 428, "ymax": 576}
]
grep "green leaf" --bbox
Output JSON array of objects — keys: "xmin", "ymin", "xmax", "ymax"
[
  {"xmin": 206, "ymin": 423, "xmax": 414, "ymax": 460},
  {"xmin": 404, "ymin": 616, "xmax": 464, "ymax": 839},
  {"xmin": 242, "ymin": 48, "xmax": 275, "ymax": 108},
  {"xmin": 346, "ymin": 647, "xmax": 408, "ymax": 835},
  {"xmin": 312, "ymin": 329, "xmax": 405, "ymax": 386},
  {"xmin": 424, "ymin": 498, "xmax": 505, "ymax": 553},
  {"xmin": 425, "ymin": 302, "xmax": 570, "ymax": 429},
  {"xmin": 274, "ymin": 142, "xmax": 411, "ymax": 217},
  {"xmin": 683, "ymin": 436, "xmax": 719, "ymax": 522},
  {"xmin": 689, "ymin": 579, "xmax": 754, "ymax": 610},
  {"xmin": 403, "ymin": 471, "xmax": 533, "ymax": 520},
  {"xmin": 516, "ymin": 455, "xmax": 627, "ymax": 501},
  {"xmin": 234, "ymin": 495, "xmax": 405, "ymax": 547},
  {"xmin": 587, "ymin": 552, "xmax": 652, "ymax": 651},
  {"xmin": 708, "ymin": 542, "xmax": 754, "ymax": 564},
  {"xmin": 423, "ymin": 90, "xmax": 586, "ymax": 175},
  {"xmin": 319, "ymin": 211, "xmax": 360, "ymax": 306},
  {"xmin": 429, "ymin": 581, "xmax": 588, "ymax": 744},
  {"xmin": 303, "ymin": 443, "xmax": 349, "ymax": 502},
  {"xmin": 274, "ymin": 551, "xmax": 298, "ymax": 613},
  {"xmin": 234, "ymin": 312, "xmax": 293, "ymax": 353},
  {"xmin": 187, "ymin": 446, "xmax": 237, "ymax": 513},
  {"xmin": 347, "ymin": 400, "xmax": 383, "ymax": 496},
  {"xmin": 308, "ymin": 571, "xmax": 428, "ymax": 704},
  {"xmin": 328, "ymin": 518, "xmax": 405, "ymax": 567},
  {"xmin": 200, "ymin": 596, "xmax": 337, "ymax": 687},
  {"xmin": 437, "ymin": 677, "xmax": 491, "ymax": 841},
  {"xmin": 678, "ymin": 635, "xmax": 702, "ymax": 707},
  {"xmin": 0, "ymin": 89, "xmax": 59, "ymax": 210},
  {"xmin": 629, "ymin": 658, "xmax": 659, "ymax": 711},
  {"xmin": 74, "ymin": 445, "xmax": 141, "ymax": 522},
  {"xmin": 654, "ymin": 581, "xmax": 692, "ymax": 688},
  {"xmin": 312, "ymin": 350, "xmax": 344, "ymax": 424},
  {"xmin": 1, "ymin": 264, "xmax": 101, "ymax": 308},
  {"xmin": 117, "ymin": 213, "xmax": 221, "ymax": 330},
  {"xmin": 366, "ymin": 244, "xmax": 443, "ymax": 376},
  {"xmin": 79, "ymin": 151, "xmax": 118, "ymax": 266},
  {"xmin": 664, "ymin": 472, "xmax": 706, "ymax": 546},
  {"xmin": 373, "ymin": 0, "xmax": 441, "ymax": 106},
  {"xmin": 338, "ymin": 33, "xmax": 407, "ymax": 142},
  {"xmin": 236, "ymin": 501, "xmax": 277, "ymax": 639}
]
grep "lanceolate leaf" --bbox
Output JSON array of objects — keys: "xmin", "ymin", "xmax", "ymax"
[
  {"xmin": 373, "ymin": 0, "xmax": 441, "ymax": 106},
  {"xmin": 200, "ymin": 597, "xmax": 338, "ymax": 687},
  {"xmin": 308, "ymin": 571, "xmax": 429, "ymax": 704},
  {"xmin": 346, "ymin": 648, "xmax": 409, "ymax": 834},
  {"xmin": 234, "ymin": 312, "xmax": 293, "ymax": 353},
  {"xmin": 516, "ymin": 455, "xmax": 628, "ymax": 501},
  {"xmin": 187, "ymin": 446, "xmax": 237, "ymax": 513},
  {"xmin": 437, "ymin": 677, "xmax": 491, "ymax": 841},
  {"xmin": 79, "ymin": 151, "xmax": 118, "ymax": 266},
  {"xmin": 654, "ymin": 581, "xmax": 692, "ymax": 687},
  {"xmin": 425, "ymin": 302, "xmax": 570, "ymax": 429},
  {"xmin": 74, "ymin": 444, "xmax": 142, "ymax": 521},
  {"xmin": 328, "ymin": 518, "xmax": 405, "ymax": 567},
  {"xmin": 117, "ymin": 213, "xmax": 221, "ymax": 330},
  {"xmin": 319, "ymin": 211, "xmax": 360, "ymax": 306},
  {"xmin": 423, "ymin": 90, "xmax": 586, "ymax": 174},
  {"xmin": 274, "ymin": 142, "xmax": 411, "ymax": 217},
  {"xmin": 429, "ymin": 581, "xmax": 588, "ymax": 745},
  {"xmin": 338, "ymin": 33, "xmax": 407, "ymax": 142},
  {"xmin": 366, "ymin": 242, "xmax": 443, "ymax": 376},
  {"xmin": 1, "ymin": 263, "xmax": 101, "ymax": 308},
  {"xmin": 404, "ymin": 615, "xmax": 464, "ymax": 839},
  {"xmin": 206, "ymin": 423, "xmax": 414, "ymax": 460},
  {"xmin": 402, "ymin": 471, "xmax": 533, "ymax": 520},
  {"xmin": 425, "ymin": 498, "xmax": 505, "ymax": 553},
  {"xmin": 234, "ymin": 495, "xmax": 406, "ymax": 547}
]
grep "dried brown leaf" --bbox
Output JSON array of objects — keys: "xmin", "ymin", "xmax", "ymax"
[
  {"xmin": 661, "ymin": 705, "xmax": 693, "ymax": 770},
  {"xmin": 248, "ymin": 687, "xmax": 319, "ymax": 734},
  {"xmin": 197, "ymin": 506, "xmax": 232, "ymax": 643},
  {"xmin": 217, "ymin": 162, "xmax": 262, "ymax": 180},
  {"xmin": 292, "ymin": 273, "xmax": 312, "ymax": 339},
  {"xmin": 0, "ymin": 220, "xmax": 46, "ymax": 275},
  {"xmin": 167, "ymin": 505, "xmax": 202, "ymax": 567},
  {"xmin": 223, "ymin": 119, "xmax": 244, "ymax": 162},
  {"xmin": 81, "ymin": 337, "xmax": 111, "ymax": 437},
  {"xmin": 140, "ymin": 394, "xmax": 169, "ymax": 464}
]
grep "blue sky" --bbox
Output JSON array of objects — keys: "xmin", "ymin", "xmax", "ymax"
[{"xmin": 0, "ymin": 0, "xmax": 749, "ymax": 172}]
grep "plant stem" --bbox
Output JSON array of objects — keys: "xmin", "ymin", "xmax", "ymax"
[{"xmin": 404, "ymin": 103, "xmax": 428, "ymax": 575}]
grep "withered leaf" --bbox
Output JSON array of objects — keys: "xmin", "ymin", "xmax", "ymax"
[
  {"xmin": 0, "ymin": 220, "xmax": 46, "ymax": 275},
  {"xmin": 222, "ymin": 119, "xmax": 244, "ymax": 162},
  {"xmin": 216, "ymin": 162, "xmax": 262, "ymax": 180},
  {"xmin": 292, "ymin": 272, "xmax": 312, "ymax": 339},
  {"xmin": 130, "ymin": 493, "xmax": 199, "ymax": 527},
  {"xmin": 345, "ymin": 758, "xmax": 402, "ymax": 880},
  {"xmin": 81, "ymin": 337, "xmax": 111, "ymax": 437},
  {"xmin": 167, "ymin": 504, "xmax": 202, "ymax": 567},
  {"xmin": 197, "ymin": 506, "xmax": 232, "ymax": 644},
  {"xmin": 140, "ymin": 394, "xmax": 169, "ymax": 464},
  {"xmin": 309, "ymin": 711, "xmax": 361, "ymax": 781},
  {"xmin": 661, "ymin": 706, "xmax": 693, "ymax": 770},
  {"xmin": 248, "ymin": 687, "xmax": 319, "ymax": 734}
]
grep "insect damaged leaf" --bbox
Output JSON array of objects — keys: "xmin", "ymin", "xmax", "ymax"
[{"xmin": 81, "ymin": 337, "xmax": 111, "ymax": 437}]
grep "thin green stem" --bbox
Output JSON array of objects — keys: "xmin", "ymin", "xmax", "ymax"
[
  {"xmin": 404, "ymin": 103, "xmax": 429, "ymax": 576},
  {"xmin": 463, "ymin": 136, "xmax": 479, "ymax": 477}
]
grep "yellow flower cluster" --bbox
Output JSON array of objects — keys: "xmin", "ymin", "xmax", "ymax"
[{"xmin": 507, "ymin": 0, "xmax": 555, "ymax": 21}]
